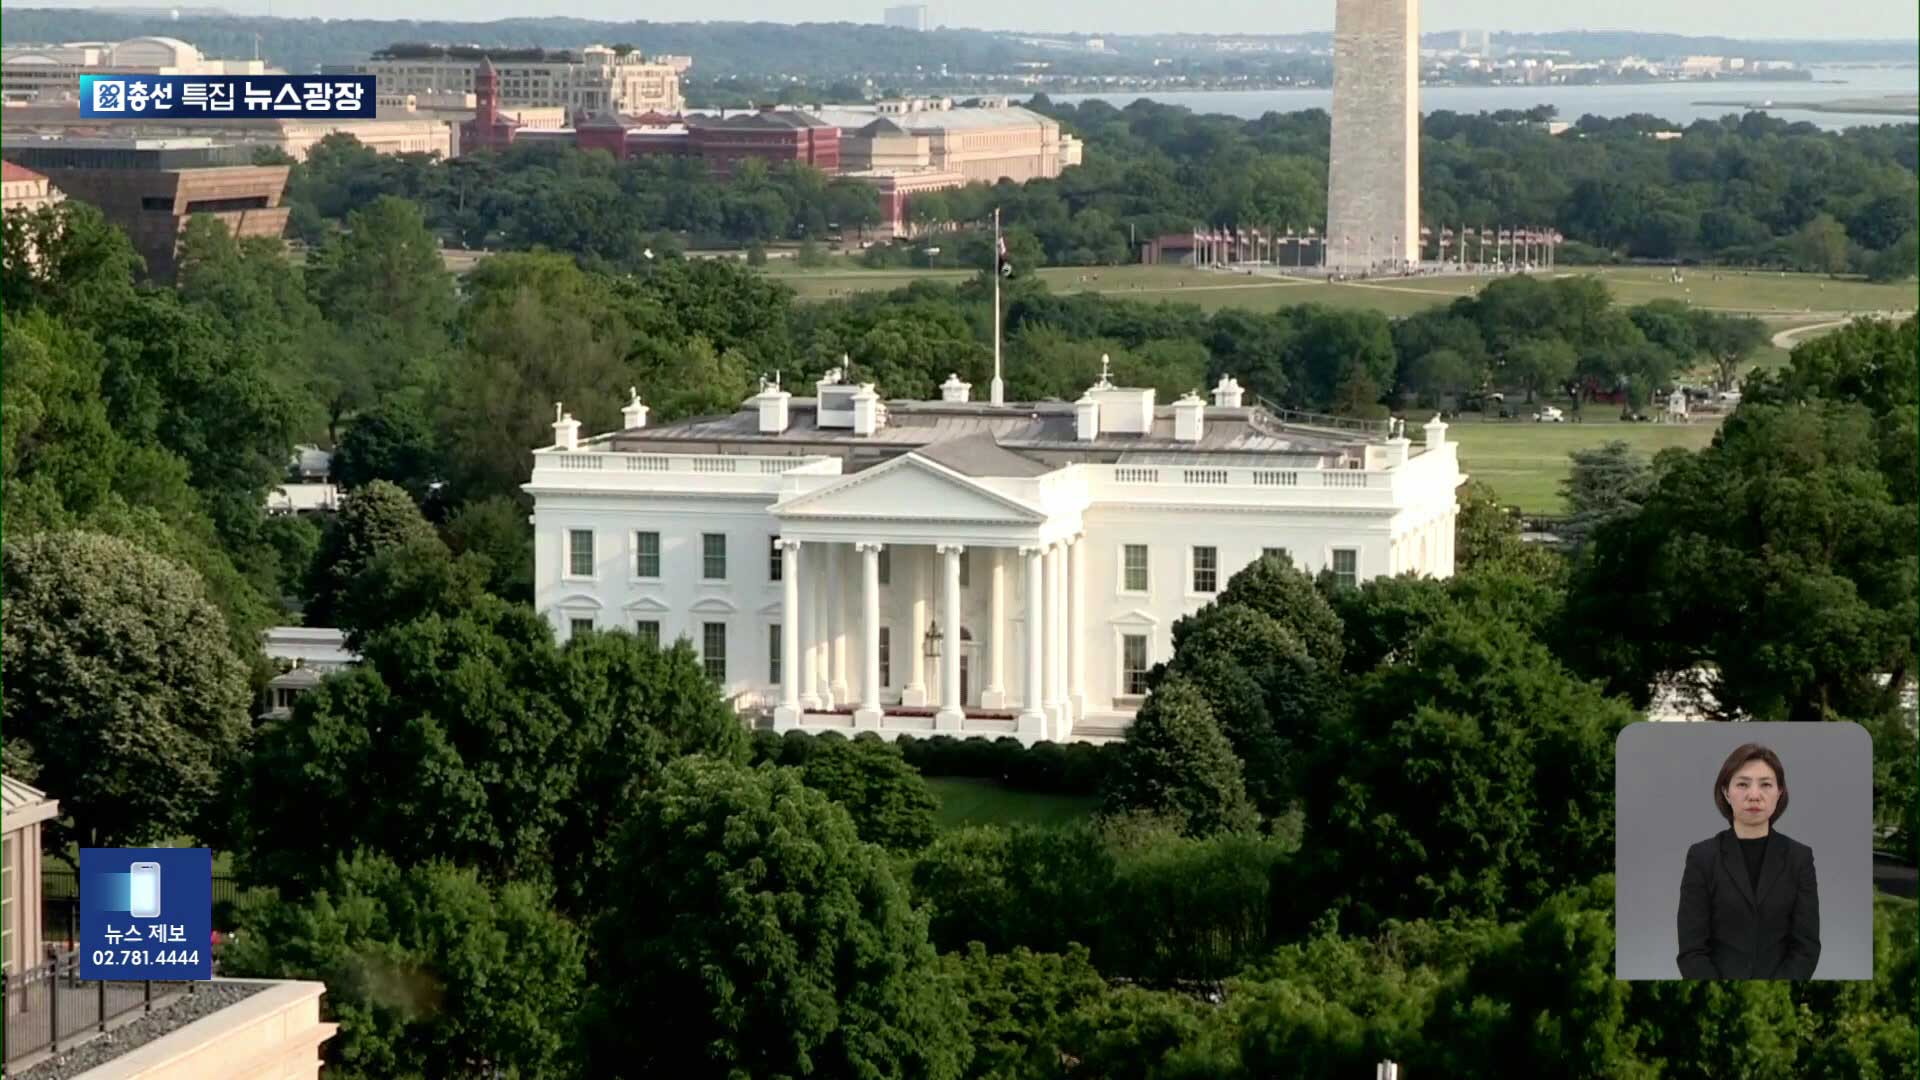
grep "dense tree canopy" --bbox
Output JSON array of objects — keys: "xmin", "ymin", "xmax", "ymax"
[
  {"xmin": 1, "ymin": 531, "xmax": 252, "ymax": 853},
  {"xmin": 236, "ymin": 600, "xmax": 745, "ymax": 913},
  {"xmin": 590, "ymin": 756, "xmax": 968, "ymax": 1079}
]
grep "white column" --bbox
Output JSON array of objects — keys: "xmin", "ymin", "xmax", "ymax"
[
  {"xmin": 774, "ymin": 539, "xmax": 802, "ymax": 729},
  {"xmin": 936, "ymin": 544, "xmax": 965, "ymax": 729},
  {"xmin": 1018, "ymin": 546, "xmax": 1045, "ymax": 739},
  {"xmin": 1067, "ymin": 534, "xmax": 1086, "ymax": 725},
  {"xmin": 904, "ymin": 545, "xmax": 929, "ymax": 707},
  {"xmin": 829, "ymin": 544, "xmax": 849, "ymax": 704},
  {"xmin": 1043, "ymin": 542, "xmax": 1064, "ymax": 737},
  {"xmin": 798, "ymin": 543, "xmax": 821, "ymax": 711},
  {"xmin": 981, "ymin": 548, "xmax": 1009, "ymax": 709},
  {"xmin": 855, "ymin": 542, "xmax": 883, "ymax": 728},
  {"xmin": 811, "ymin": 545, "xmax": 834, "ymax": 710}
]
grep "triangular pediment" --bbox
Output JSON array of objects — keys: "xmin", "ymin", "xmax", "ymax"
[
  {"xmin": 623, "ymin": 596, "xmax": 672, "ymax": 614},
  {"xmin": 774, "ymin": 455, "xmax": 1046, "ymax": 523},
  {"xmin": 1109, "ymin": 608, "xmax": 1160, "ymax": 628}
]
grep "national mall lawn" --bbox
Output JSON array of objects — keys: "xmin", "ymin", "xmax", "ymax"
[{"xmin": 761, "ymin": 260, "xmax": 1915, "ymax": 513}]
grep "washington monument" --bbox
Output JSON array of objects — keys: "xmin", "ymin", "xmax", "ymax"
[{"xmin": 1325, "ymin": 0, "xmax": 1420, "ymax": 273}]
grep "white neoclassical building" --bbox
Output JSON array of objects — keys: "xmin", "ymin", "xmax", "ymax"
[{"xmin": 525, "ymin": 366, "xmax": 1465, "ymax": 744}]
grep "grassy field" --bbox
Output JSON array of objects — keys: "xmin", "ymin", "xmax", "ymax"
[
  {"xmin": 763, "ymin": 260, "xmax": 1916, "ymax": 320},
  {"xmin": 1448, "ymin": 413, "xmax": 1723, "ymax": 513},
  {"xmin": 926, "ymin": 777, "xmax": 1100, "ymax": 831}
]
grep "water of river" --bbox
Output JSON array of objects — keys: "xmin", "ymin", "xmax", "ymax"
[{"xmin": 1052, "ymin": 66, "xmax": 1918, "ymax": 131}]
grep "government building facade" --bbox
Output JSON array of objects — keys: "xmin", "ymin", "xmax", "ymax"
[{"xmin": 525, "ymin": 370, "xmax": 1464, "ymax": 745}]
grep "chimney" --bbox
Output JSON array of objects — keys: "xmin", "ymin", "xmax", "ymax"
[
  {"xmin": 756, "ymin": 376, "xmax": 792, "ymax": 434},
  {"xmin": 621, "ymin": 386, "xmax": 649, "ymax": 430},
  {"xmin": 1075, "ymin": 393, "xmax": 1100, "ymax": 441},
  {"xmin": 1424, "ymin": 414, "xmax": 1449, "ymax": 447},
  {"xmin": 852, "ymin": 384, "xmax": 881, "ymax": 436},
  {"xmin": 940, "ymin": 373, "xmax": 971, "ymax": 403},
  {"xmin": 1173, "ymin": 391, "xmax": 1205, "ymax": 442},
  {"xmin": 1211, "ymin": 374, "xmax": 1244, "ymax": 409},
  {"xmin": 552, "ymin": 402, "xmax": 581, "ymax": 451}
]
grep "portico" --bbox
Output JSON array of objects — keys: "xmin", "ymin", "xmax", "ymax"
[{"xmin": 769, "ymin": 447, "xmax": 1090, "ymax": 743}]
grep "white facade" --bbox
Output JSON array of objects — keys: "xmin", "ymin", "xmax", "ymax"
[{"xmin": 525, "ymin": 374, "xmax": 1464, "ymax": 745}]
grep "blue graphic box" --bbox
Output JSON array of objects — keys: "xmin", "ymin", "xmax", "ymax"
[{"xmin": 79, "ymin": 848, "xmax": 213, "ymax": 981}]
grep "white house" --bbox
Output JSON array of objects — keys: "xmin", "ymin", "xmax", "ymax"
[{"xmin": 524, "ymin": 367, "xmax": 1466, "ymax": 745}]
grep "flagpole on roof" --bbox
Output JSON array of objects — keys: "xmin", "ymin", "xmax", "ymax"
[{"xmin": 990, "ymin": 205, "xmax": 1004, "ymax": 406}]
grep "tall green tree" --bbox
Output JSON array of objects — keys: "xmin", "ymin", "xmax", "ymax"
[
  {"xmin": 1101, "ymin": 676, "xmax": 1259, "ymax": 837},
  {"xmin": 589, "ymin": 757, "xmax": 968, "ymax": 1079},
  {"xmin": 798, "ymin": 736, "xmax": 941, "ymax": 852},
  {"xmin": 2, "ymin": 532, "xmax": 252, "ymax": 854},
  {"xmin": 237, "ymin": 599, "xmax": 744, "ymax": 913},
  {"xmin": 223, "ymin": 854, "xmax": 587, "ymax": 1080}
]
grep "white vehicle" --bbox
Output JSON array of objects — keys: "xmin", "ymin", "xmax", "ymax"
[{"xmin": 1534, "ymin": 406, "xmax": 1566, "ymax": 423}]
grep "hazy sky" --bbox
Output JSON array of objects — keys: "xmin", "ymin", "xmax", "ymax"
[{"xmin": 42, "ymin": 0, "xmax": 1920, "ymax": 38}]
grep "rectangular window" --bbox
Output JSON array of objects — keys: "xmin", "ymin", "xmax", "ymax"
[
  {"xmin": 879, "ymin": 627, "xmax": 892, "ymax": 687},
  {"xmin": 1192, "ymin": 546, "xmax": 1218, "ymax": 594},
  {"xmin": 1332, "ymin": 548, "xmax": 1359, "ymax": 589},
  {"xmin": 1123, "ymin": 544, "xmax": 1149, "ymax": 592},
  {"xmin": 877, "ymin": 546, "xmax": 891, "ymax": 585},
  {"xmin": 769, "ymin": 624, "xmax": 782, "ymax": 684},
  {"xmin": 568, "ymin": 529, "xmax": 594, "ymax": 577},
  {"xmin": 959, "ymin": 549, "xmax": 971, "ymax": 588},
  {"xmin": 635, "ymin": 620, "xmax": 660, "ymax": 646},
  {"xmin": 703, "ymin": 622, "xmax": 727, "ymax": 682},
  {"xmin": 1263, "ymin": 547, "xmax": 1290, "ymax": 565},
  {"xmin": 769, "ymin": 537, "xmax": 783, "ymax": 582},
  {"xmin": 1122, "ymin": 634, "xmax": 1150, "ymax": 696},
  {"xmin": 570, "ymin": 617, "xmax": 594, "ymax": 638},
  {"xmin": 634, "ymin": 531, "xmax": 660, "ymax": 578},
  {"xmin": 703, "ymin": 533, "xmax": 727, "ymax": 580}
]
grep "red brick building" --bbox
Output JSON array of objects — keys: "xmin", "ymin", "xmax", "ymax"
[
  {"xmin": 686, "ymin": 109, "xmax": 840, "ymax": 177},
  {"xmin": 459, "ymin": 55, "xmax": 521, "ymax": 154}
]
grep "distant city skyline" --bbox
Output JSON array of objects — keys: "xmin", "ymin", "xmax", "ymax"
[{"xmin": 14, "ymin": 0, "xmax": 1919, "ymax": 40}]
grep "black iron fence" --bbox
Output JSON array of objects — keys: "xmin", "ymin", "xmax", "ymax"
[
  {"xmin": 40, "ymin": 868, "xmax": 246, "ymax": 946},
  {"xmin": 2, "ymin": 950, "xmax": 197, "ymax": 1068}
]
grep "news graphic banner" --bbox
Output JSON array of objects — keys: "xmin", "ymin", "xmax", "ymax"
[
  {"xmin": 79, "ymin": 847, "xmax": 213, "ymax": 980},
  {"xmin": 79, "ymin": 75, "xmax": 377, "ymax": 119}
]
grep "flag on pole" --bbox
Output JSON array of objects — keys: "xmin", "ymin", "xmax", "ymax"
[{"xmin": 997, "ymin": 233, "xmax": 1013, "ymax": 278}]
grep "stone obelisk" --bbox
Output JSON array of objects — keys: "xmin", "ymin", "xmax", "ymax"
[{"xmin": 1325, "ymin": 0, "xmax": 1419, "ymax": 274}]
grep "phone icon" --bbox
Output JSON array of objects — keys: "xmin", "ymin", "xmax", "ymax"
[{"xmin": 129, "ymin": 862, "xmax": 162, "ymax": 919}]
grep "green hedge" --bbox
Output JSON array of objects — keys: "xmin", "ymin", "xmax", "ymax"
[{"xmin": 747, "ymin": 730, "xmax": 1121, "ymax": 796}]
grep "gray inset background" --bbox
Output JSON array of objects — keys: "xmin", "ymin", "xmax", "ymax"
[{"xmin": 1615, "ymin": 721, "xmax": 1874, "ymax": 980}]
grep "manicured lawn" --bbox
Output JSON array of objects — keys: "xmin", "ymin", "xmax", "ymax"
[
  {"xmin": 925, "ymin": 776, "xmax": 1100, "ymax": 831},
  {"xmin": 1447, "ymin": 414, "xmax": 1723, "ymax": 513},
  {"xmin": 763, "ymin": 261, "xmax": 1916, "ymax": 320}
]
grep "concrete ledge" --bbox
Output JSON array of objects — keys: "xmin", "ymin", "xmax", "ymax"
[{"xmin": 75, "ymin": 979, "xmax": 335, "ymax": 1080}]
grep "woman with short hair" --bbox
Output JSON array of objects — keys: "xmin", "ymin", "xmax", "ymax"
[{"xmin": 1676, "ymin": 743, "xmax": 1821, "ymax": 979}]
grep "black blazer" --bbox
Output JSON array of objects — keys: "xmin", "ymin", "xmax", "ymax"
[{"xmin": 1676, "ymin": 828, "xmax": 1820, "ymax": 980}]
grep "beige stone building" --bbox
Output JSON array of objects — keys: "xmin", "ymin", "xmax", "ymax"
[
  {"xmin": 329, "ymin": 45, "xmax": 682, "ymax": 121},
  {"xmin": 1, "ymin": 159, "xmax": 64, "ymax": 214},
  {"xmin": 816, "ymin": 98, "xmax": 1083, "ymax": 236},
  {"xmin": 1, "ymin": 36, "xmax": 271, "ymax": 104},
  {"xmin": 1, "ymin": 777, "xmax": 58, "ymax": 975},
  {"xmin": 821, "ymin": 98, "xmax": 1081, "ymax": 183}
]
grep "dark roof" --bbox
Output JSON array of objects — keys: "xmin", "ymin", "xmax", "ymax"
[
  {"xmin": 692, "ymin": 110, "xmax": 836, "ymax": 131},
  {"xmin": 914, "ymin": 432, "xmax": 1052, "ymax": 478},
  {"xmin": 858, "ymin": 117, "xmax": 910, "ymax": 136}
]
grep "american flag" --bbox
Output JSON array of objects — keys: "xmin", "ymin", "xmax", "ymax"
[{"xmin": 997, "ymin": 233, "xmax": 1012, "ymax": 277}]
